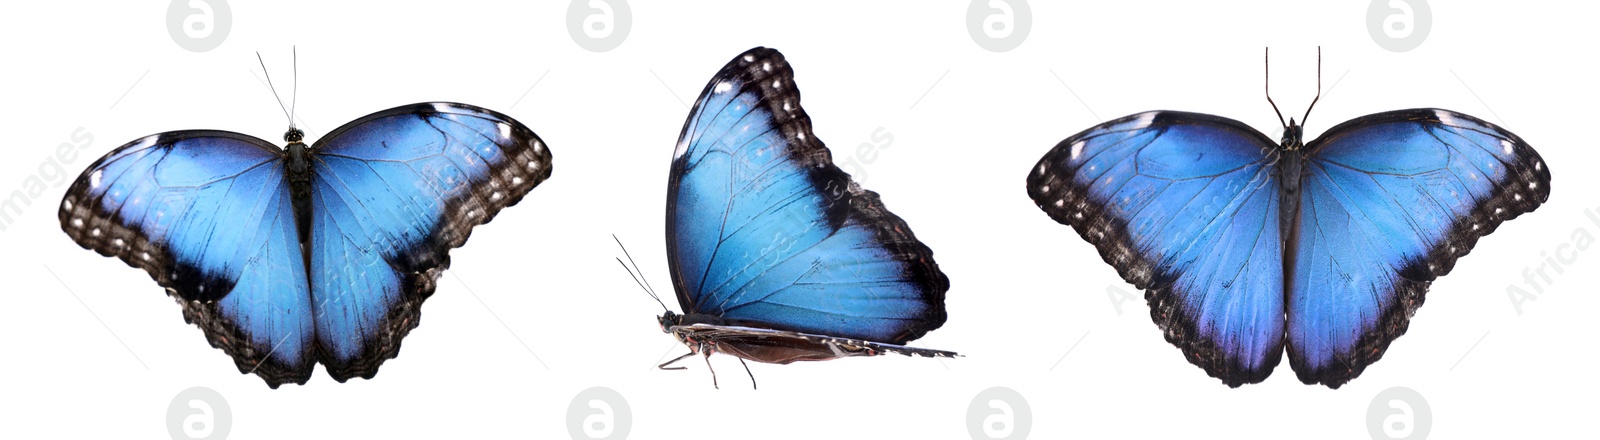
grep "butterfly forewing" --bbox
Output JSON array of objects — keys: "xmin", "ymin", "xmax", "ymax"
[{"xmin": 666, "ymin": 47, "xmax": 949, "ymax": 346}]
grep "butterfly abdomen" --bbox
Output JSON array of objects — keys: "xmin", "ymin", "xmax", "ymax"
[
  {"xmin": 1279, "ymin": 148, "xmax": 1303, "ymax": 274},
  {"xmin": 286, "ymin": 142, "xmax": 314, "ymax": 250}
]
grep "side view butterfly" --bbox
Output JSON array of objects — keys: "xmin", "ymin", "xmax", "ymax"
[
  {"xmin": 58, "ymin": 55, "xmax": 553, "ymax": 387},
  {"xmin": 1026, "ymin": 49, "xmax": 1551, "ymax": 388},
  {"xmin": 624, "ymin": 47, "xmax": 956, "ymax": 389}
]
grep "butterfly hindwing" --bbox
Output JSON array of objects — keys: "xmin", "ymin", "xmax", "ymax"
[
  {"xmin": 666, "ymin": 47, "xmax": 947, "ymax": 346},
  {"xmin": 1288, "ymin": 108, "xmax": 1551, "ymax": 387},
  {"xmin": 1028, "ymin": 111, "xmax": 1287, "ymax": 386},
  {"xmin": 59, "ymin": 131, "xmax": 316, "ymax": 386},
  {"xmin": 307, "ymin": 102, "xmax": 552, "ymax": 380}
]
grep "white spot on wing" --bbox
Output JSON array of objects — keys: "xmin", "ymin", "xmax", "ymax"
[
  {"xmin": 1131, "ymin": 112, "xmax": 1157, "ymax": 129},
  {"xmin": 1435, "ymin": 109, "xmax": 1459, "ymax": 126},
  {"xmin": 714, "ymin": 81, "xmax": 733, "ymax": 94},
  {"xmin": 1500, "ymin": 139, "xmax": 1514, "ymax": 155},
  {"xmin": 89, "ymin": 170, "xmax": 103, "ymax": 189},
  {"xmin": 674, "ymin": 140, "xmax": 690, "ymax": 159},
  {"xmin": 498, "ymin": 122, "xmax": 512, "ymax": 139},
  {"xmin": 1070, "ymin": 140, "xmax": 1086, "ymax": 160},
  {"xmin": 131, "ymin": 136, "xmax": 157, "ymax": 150}
]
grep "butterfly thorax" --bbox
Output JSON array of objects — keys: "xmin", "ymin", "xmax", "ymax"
[
  {"xmin": 660, "ymin": 311, "xmax": 745, "ymax": 351},
  {"xmin": 659, "ymin": 311, "xmax": 736, "ymax": 333},
  {"xmin": 1280, "ymin": 118, "xmax": 1305, "ymax": 151},
  {"xmin": 284, "ymin": 128, "xmax": 314, "ymax": 249}
]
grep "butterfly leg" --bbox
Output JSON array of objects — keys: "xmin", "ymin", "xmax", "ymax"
[
  {"xmin": 659, "ymin": 351, "xmax": 695, "ymax": 370},
  {"xmin": 739, "ymin": 358, "xmax": 757, "ymax": 390},
  {"xmin": 703, "ymin": 351, "xmax": 719, "ymax": 389}
]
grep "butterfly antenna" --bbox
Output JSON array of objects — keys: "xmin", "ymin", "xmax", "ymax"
[
  {"xmin": 1265, "ymin": 47, "xmax": 1287, "ymax": 129},
  {"xmin": 256, "ymin": 52, "xmax": 293, "ymax": 128},
  {"xmin": 1300, "ymin": 46, "xmax": 1322, "ymax": 128},
  {"xmin": 613, "ymin": 235, "xmax": 669, "ymax": 312},
  {"xmin": 616, "ymin": 258, "xmax": 668, "ymax": 312},
  {"xmin": 740, "ymin": 358, "xmax": 757, "ymax": 390},
  {"xmin": 289, "ymin": 46, "xmax": 299, "ymax": 129}
]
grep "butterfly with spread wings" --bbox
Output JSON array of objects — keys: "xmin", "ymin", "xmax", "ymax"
[
  {"xmin": 1027, "ymin": 50, "xmax": 1550, "ymax": 388},
  {"xmin": 59, "ymin": 59, "xmax": 552, "ymax": 387}
]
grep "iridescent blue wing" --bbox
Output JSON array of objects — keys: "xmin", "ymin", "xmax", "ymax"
[
  {"xmin": 1290, "ymin": 108, "xmax": 1550, "ymax": 387},
  {"xmin": 59, "ymin": 131, "xmax": 316, "ymax": 387},
  {"xmin": 1027, "ymin": 111, "xmax": 1285, "ymax": 386},
  {"xmin": 308, "ymin": 102, "xmax": 552, "ymax": 381},
  {"xmin": 666, "ymin": 47, "xmax": 948, "ymax": 346}
]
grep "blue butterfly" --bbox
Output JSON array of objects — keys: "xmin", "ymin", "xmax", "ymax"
[
  {"xmin": 59, "ymin": 101, "xmax": 552, "ymax": 388},
  {"xmin": 1026, "ymin": 54, "xmax": 1551, "ymax": 388},
  {"xmin": 640, "ymin": 47, "xmax": 955, "ymax": 388}
]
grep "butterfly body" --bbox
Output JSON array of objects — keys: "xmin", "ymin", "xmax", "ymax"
[
  {"xmin": 653, "ymin": 48, "xmax": 954, "ymax": 386},
  {"xmin": 60, "ymin": 102, "xmax": 552, "ymax": 387},
  {"xmin": 281, "ymin": 132, "xmax": 317, "ymax": 251},
  {"xmin": 1029, "ymin": 108, "xmax": 1549, "ymax": 388},
  {"xmin": 659, "ymin": 311, "xmax": 956, "ymax": 366}
]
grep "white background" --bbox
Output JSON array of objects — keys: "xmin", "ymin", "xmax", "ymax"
[{"xmin": 1, "ymin": 1, "xmax": 1595, "ymax": 438}]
